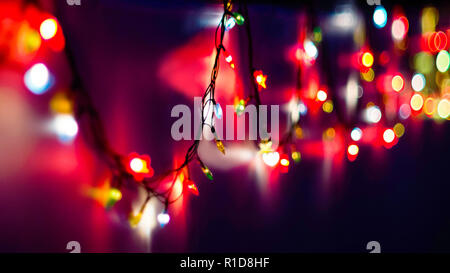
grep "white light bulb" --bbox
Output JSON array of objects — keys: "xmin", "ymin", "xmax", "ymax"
[
  {"xmin": 383, "ymin": 129, "xmax": 395, "ymax": 143},
  {"xmin": 130, "ymin": 158, "xmax": 144, "ymax": 173},
  {"xmin": 262, "ymin": 151, "xmax": 280, "ymax": 167},
  {"xmin": 40, "ymin": 19, "xmax": 58, "ymax": 40},
  {"xmin": 157, "ymin": 212, "xmax": 170, "ymax": 227},
  {"xmin": 52, "ymin": 114, "xmax": 78, "ymax": 143},
  {"xmin": 24, "ymin": 63, "xmax": 51, "ymax": 95},
  {"xmin": 365, "ymin": 106, "xmax": 382, "ymax": 123},
  {"xmin": 351, "ymin": 127, "xmax": 362, "ymax": 141}
]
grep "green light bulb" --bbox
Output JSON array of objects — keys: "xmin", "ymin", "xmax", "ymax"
[{"xmin": 232, "ymin": 12, "xmax": 245, "ymax": 25}]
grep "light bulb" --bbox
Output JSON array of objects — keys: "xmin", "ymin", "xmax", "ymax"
[
  {"xmin": 351, "ymin": 127, "xmax": 362, "ymax": 141},
  {"xmin": 262, "ymin": 151, "xmax": 280, "ymax": 167},
  {"xmin": 52, "ymin": 114, "xmax": 78, "ymax": 143},
  {"xmin": 317, "ymin": 90, "xmax": 327, "ymax": 102},
  {"xmin": 40, "ymin": 18, "xmax": 58, "ymax": 40},
  {"xmin": 157, "ymin": 212, "xmax": 170, "ymax": 227},
  {"xmin": 383, "ymin": 129, "xmax": 395, "ymax": 144},
  {"xmin": 24, "ymin": 63, "xmax": 51, "ymax": 95}
]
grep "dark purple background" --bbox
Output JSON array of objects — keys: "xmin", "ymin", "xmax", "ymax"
[{"xmin": 0, "ymin": 0, "xmax": 449, "ymax": 252}]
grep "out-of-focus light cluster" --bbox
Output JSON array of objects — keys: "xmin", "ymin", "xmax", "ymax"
[
  {"xmin": 51, "ymin": 114, "xmax": 78, "ymax": 143},
  {"xmin": 331, "ymin": 5, "xmax": 357, "ymax": 31},
  {"xmin": 411, "ymin": 73, "xmax": 426, "ymax": 92},
  {"xmin": 383, "ymin": 128, "xmax": 395, "ymax": 144},
  {"xmin": 410, "ymin": 93, "xmax": 424, "ymax": 111},
  {"xmin": 399, "ymin": 104, "xmax": 411, "ymax": 119},
  {"xmin": 391, "ymin": 16, "xmax": 409, "ymax": 41},
  {"xmin": 436, "ymin": 50, "xmax": 450, "ymax": 72},
  {"xmin": 347, "ymin": 144, "xmax": 359, "ymax": 161},
  {"xmin": 373, "ymin": 6, "xmax": 387, "ymax": 28},
  {"xmin": 39, "ymin": 18, "xmax": 58, "ymax": 40},
  {"xmin": 322, "ymin": 100, "xmax": 333, "ymax": 113},
  {"xmin": 391, "ymin": 74, "xmax": 404, "ymax": 92},
  {"xmin": 317, "ymin": 89, "xmax": 327, "ymax": 102},
  {"xmin": 361, "ymin": 51, "xmax": 374, "ymax": 68},
  {"xmin": 304, "ymin": 40, "xmax": 318, "ymax": 62},
  {"xmin": 351, "ymin": 127, "xmax": 362, "ymax": 141},
  {"xmin": 24, "ymin": 63, "xmax": 51, "ymax": 95},
  {"xmin": 437, "ymin": 99, "xmax": 450, "ymax": 119},
  {"xmin": 364, "ymin": 105, "xmax": 382, "ymax": 123}
]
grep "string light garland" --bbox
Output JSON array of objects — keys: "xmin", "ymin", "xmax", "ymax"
[
  {"xmin": 56, "ymin": 0, "xmax": 254, "ymax": 227},
  {"xmin": 5, "ymin": 0, "xmax": 449, "ymax": 233}
]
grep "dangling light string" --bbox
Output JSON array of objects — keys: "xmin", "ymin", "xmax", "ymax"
[{"xmin": 52, "ymin": 0, "xmax": 235, "ymax": 226}]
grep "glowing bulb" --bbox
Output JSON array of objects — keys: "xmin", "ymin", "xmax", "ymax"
[
  {"xmin": 351, "ymin": 127, "xmax": 362, "ymax": 141},
  {"xmin": 262, "ymin": 151, "xmax": 280, "ymax": 167},
  {"xmin": 235, "ymin": 99, "xmax": 246, "ymax": 116},
  {"xmin": 411, "ymin": 73, "xmax": 426, "ymax": 92},
  {"xmin": 24, "ymin": 28, "xmax": 42, "ymax": 53},
  {"xmin": 392, "ymin": 16, "xmax": 409, "ymax": 41},
  {"xmin": 126, "ymin": 153, "xmax": 153, "ymax": 181},
  {"xmin": 436, "ymin": 50, "xmax": 450, "ymax": 72},
  {"xmin": 232, "ymin": 12, "xmax": 245, "ymax": 25},
  {"xmin": 410, "ymin": 94, "xmax": 424, "ymax": 111},
  {"xmin": 186, "ymin": 180, "xmax": 199, "ymax": 196},
  {"xmin": 424, "ymin": 97, "xmax": 436, "ymax": 115},
  {"xmin": 322, "ymin": 100, "xmax": 333, "ymax": 113},
  {"xmin": 365, "ymin": 105, "xmax": 382, "ymax": 123},
  {"xmin": 253, "ymin": 70, "xmax": 267, "ymax": 89},
  {"xmin": 323, "ymin": 127, "xmax": 336, "ymax": 140},
  {"xmin": 348, "ymin": 144, "xmax": 359, "ymax": 156},
  {"xmin": 50, "ymin": 92, "xmax": 73, "ymax": 114},
  {"xmin": 362, "ymin": 52, "xmax": 374, "ymax": 68},
  {"xmin": 280, "ymin": 155, "xmax": 290, "ymax": 167},
  {"xmin": 437, "ymin": 99, "xmax": 450, "ymax": 119},
  {"xmin": 373, "ymin": 6, "xmax": 387, "ymax": 28},
  {"xmin": 383, "ymin": 129, "xmax": 395, "ymax": 143},
  {"xmin": 291, "ymin": 151, "xmax": 301, "ymax": 163},
  {"xmin": 391, "ymin": 75, "xmax": 404, "ymax": 92},
  {"xmin": 201, "ymin": 166, "xmax": 213, "ymax": 180},
  {"xmin": 129, "ymin": 212, "xmax": 143, "ymax": 228},
  {"xmin": 393, "ymin": 123, "xmax": 405, "ymax": 138},
  {"xmin": 225, "ymin": 17, "xmax": 236, "ymax": 30},
  {"xmin": 24, "ymin": 63, "xmax": 51, "ymax": 95},
  {"xmin": 109, "ymin": 188, "xmax": 122, "ymax": 201},
  {"xmin": 299, "ymin": 102, "xmax": 307, "ymax": 115},
  {"xmin": 52, "ymin": 114, "xmax": 78, "ymax": 142},
  {"xmin": 215, "ymin": 139, "xmax": 226, "ymax": 155},
  {"xmin": 157, "ymin": 212, "xmax": 170, "ymax": 227},
  {"xmin": 317, "ymin": 90, "xmax": 327, "ymax": 102},
  {"xmin": 361, "ymin": 68, "xmax": 375, "ymax": 82},
  {"xmin": 105, "ymin": 188, "xmax": 122, "ymax": 209},
  {"xmin": 304, "ymin": 40, "xmax": 318, "ymax": 60},
  {"xmin": 214, "ymin": 102, "xmax": 223, "ymax": 119},
  {"xmin": 40, "ymin": 18, "xmax": 58, "ymax": 40},
  {"xmin": 130, "ymin": 158, "xmax": 145, "ymax": 173},
  {"xmin": 399, "ymin": 104, "xmax": 411, "ymax": 119}
]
